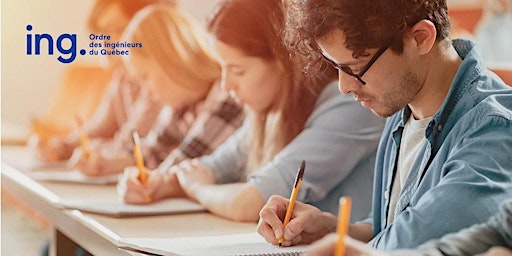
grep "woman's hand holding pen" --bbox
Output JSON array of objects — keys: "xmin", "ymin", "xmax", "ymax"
[
  {"xmin": 117, "ymin": 166, "xmax": 187, "ymax": 204},
  {"xmin": 175, "ymin": 158, "xmax": 215, "ymax": 201},
  {"xmin": 69, "ymin": 147, "xmax": 103, "ymax": 176},
  {"xmin": 118, "ymin": 167, "xmax": 161, "ymax": 204},
  {"xmin": 69, "ymin": 143, "xmax": 133, "ymax": 176},
  {"xmin": 30, "ymin": 134, "xmax": 77, "ymax": 162},
  {"xmin": 257, "ymin": 195, "xmax": 338, "ymax": 247},
  {"xmin": 305, "ymin": 234, "xmax": 389, "ymax": 256}
]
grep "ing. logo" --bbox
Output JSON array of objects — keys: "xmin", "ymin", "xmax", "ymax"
[{"xmin": 26, "ymin": 24, "xmax": 85, "ymax": 64}]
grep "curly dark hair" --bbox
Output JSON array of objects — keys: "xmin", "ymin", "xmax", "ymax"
[{"xmin": 283, "ymin": 0, "xmax": 451, "ymax": 71}]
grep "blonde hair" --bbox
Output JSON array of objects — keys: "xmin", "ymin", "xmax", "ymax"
[{"xmin": 122, "ymin": 3, "xmax": 221, "ymax": 95}]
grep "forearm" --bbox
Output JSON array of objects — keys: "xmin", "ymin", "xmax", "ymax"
[
  {"xmin": 151, "ymin": 172, "xmax": 187, "ymax": 201},
  {"xmin": 349, "ymin": 223, "xmax": 374, "ymax": 243},
  {"xmin": 100, "ymin": 152, "xmax": 135, "ymax": 175},
  {"xmin": 190, "ymin": 183, "xmax": 265, "ymax": 222},
  {"xmin": 314, "ymin": 212, "xmax": 339, "ymax": 238},
  {"xmin": 413, "ymin": 214, "xmax": 509, "ymax": 255}
]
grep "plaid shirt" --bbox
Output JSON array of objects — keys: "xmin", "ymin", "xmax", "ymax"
[
  {"xmin": 142, "ymin": 83, "xmax": 244, "ymax": 170},
  {"xmin": 88, "ymin": 70, "xmax": 163, "ymax": 147}
]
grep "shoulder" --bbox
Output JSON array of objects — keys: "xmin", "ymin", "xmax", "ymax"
[
  {"xmin": 307, "ymin": 82, "xmax": 384, "ymax": 130},
  {"xmin": 461, "ymin": 94, "xmax": 512, "ymax": 133},
  {"xmin": 477, "ymin": 94, "xmax": 512, "ymax": 120}
]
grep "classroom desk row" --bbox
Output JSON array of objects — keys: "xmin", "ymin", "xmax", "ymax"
[{"xmin": 1, "ymin": 146, "xmax": 256, "ymax": 256}]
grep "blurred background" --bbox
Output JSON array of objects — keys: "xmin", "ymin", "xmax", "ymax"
[
  {"xmin": 2, "ymin": 0, "xmax": 511, "ymax": 135},
  {"xmin": 1, "ymin": 1, "xmax": 222, "ymax": 255},
  {"xmin": 1, "ymin": 0, "xmax": 221, "ymax": 130}
]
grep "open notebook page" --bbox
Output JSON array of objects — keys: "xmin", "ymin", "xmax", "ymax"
[
  {"xmin": 119, "ymin": 232, "xmax": 308, "ymax": 256},
  {"xmin": 1, "ymin": 150, "xmax": 119, "ymax": 185},
  {"xmin": 56, "ymin": 198, "xmax": 206, "ymax": 217},
  {"xmin": 28, "ymin": 169, "xmax": 120, "ymax": 185}
]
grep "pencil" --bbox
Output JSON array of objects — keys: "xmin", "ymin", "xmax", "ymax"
[
  {"xmin": 75, "ymin": 115, "xmax": 91, "ymax": 157},
  {"xmin": 131, "ymin": 131, "xmax": 151, "ymax": 203},
  {"xmin": 334, "ymin": 197, "xmax": 352, "ymax": 256},
  {"xmin": 131, "ymin": 131, "xmax": 148, "ymax": 183},
  {"xmin": 278, "ymin": 160, "xmax": 306, "ymax": 247}
]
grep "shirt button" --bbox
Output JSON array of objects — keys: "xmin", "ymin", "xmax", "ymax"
[
  {"xmin": 437, "ymin": 124, "xmax": 443, "ymax": 131},
  {"xmin": 384, "ymin": 191, "xmax": 389, "ymax": 201}
]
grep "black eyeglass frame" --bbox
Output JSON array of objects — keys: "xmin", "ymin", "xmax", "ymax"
[{"xmin": 322, "ymin": 42, "xmax": 392, "ymax": 85}]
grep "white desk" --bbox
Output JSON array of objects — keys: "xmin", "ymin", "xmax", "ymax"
[
  {"xmin": 1, "ymin": 122, "xmax": 30, "ymax": 145},
  {"xmin": 1, "ymin": 146, "xmax": 257, "ymax": 256}
]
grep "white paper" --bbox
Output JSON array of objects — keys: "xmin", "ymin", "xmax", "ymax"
[
  {"xmin": 28, "ymin": 169, "xmax": 120, "ymax": 185},
  {"xmin": 119, "ymin": 232, "xmax": 307, "ymax": 256},
  {"xmin": 57, "ymin": 198, "xmax": 206, "ymax": 217}
]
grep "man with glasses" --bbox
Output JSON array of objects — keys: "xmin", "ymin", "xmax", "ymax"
[{"xmin": 257, "ymin": 0, "xmax": 512, "ymax": 251}]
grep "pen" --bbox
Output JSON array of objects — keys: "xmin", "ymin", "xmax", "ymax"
[
  {"xmin": 334, "ymin": 197, "xmax": 352, "ymax": 256},
  {"xmin": 132, "ymin": 131, "xmax": 148, "ymax": 183},
  {"xmin": 278, "ymin": 160, "xmax": 306, "ymax": 247},
  {"xmin": 131, "ymin": 131, "xmax": 151, "ymax": 203},
  {"xmin": 75, "ymin": 115, "xmax": 91, "ymax": 157}
]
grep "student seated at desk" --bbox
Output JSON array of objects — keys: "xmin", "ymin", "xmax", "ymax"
[
  {"xmin": 71, "ymin": 3, "xmax": 245, "ymax": 176},
  {"xmin": 256, "ymin": 0, "xmax": 512, "ymax": 250},
  {"xmin": 306, "ymin": 198, "xmax": 512, "ymax": 256},
  {"xmin": 32, "ymin": 0, "xmax": 176, "ymax": 162},
  {"xmin": 117, "ymin": 0, "xmax": 384, "ymax": 222}
]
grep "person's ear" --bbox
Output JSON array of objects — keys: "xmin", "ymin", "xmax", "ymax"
[{"xmin": 408, "ymin": 19, "xmax": 437, "ymax": 56}]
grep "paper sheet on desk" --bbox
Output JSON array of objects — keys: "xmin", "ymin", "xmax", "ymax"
[
  {"xmin": 1, "ymin": 148, "xmax": 119, "ymax": 184},
  {"xmin": 1, "ymin": 122, "xmax": 30, "ymax": 145},
  {"xmin": 29, "ymin": 160, "xmax": 68, "ymax": 170},
  {"xmin": 28, "ymin": 169, "xmax": 120, "ymax": 185},
  {"xmin": 119, "ymin": 232, "xmax": 307, "ymax": 256},
  {"xmin": 56, "ymin": 198, "xmax": 206, "ymax": 217},
  {"xmin": 3, "ymin": 156, "xmax": 69, "ymax": 172}
]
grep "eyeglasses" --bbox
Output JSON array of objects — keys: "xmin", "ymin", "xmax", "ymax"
[{"xmin": 322, "ymin": 43, "xmax": 391, "ymax": 85}]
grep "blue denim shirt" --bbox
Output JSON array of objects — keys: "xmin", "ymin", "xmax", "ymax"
[{"xmin": 365, "ymin": 39, "xmax": 512, "ymax": 250}]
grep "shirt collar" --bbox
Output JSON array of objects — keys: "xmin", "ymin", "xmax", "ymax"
[{"xmin": 393, "ymin": 39, "xmax": 485, "ymax": 136}]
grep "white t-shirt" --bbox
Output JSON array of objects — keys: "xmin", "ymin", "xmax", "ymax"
[{"xmin": 387, "ymin": 114, "xmax": 433, "ymax": 224}]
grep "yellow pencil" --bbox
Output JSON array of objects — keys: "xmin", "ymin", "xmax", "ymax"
[
  {"xmin": 278, "ymin": 160, "xmax": 306, "ymax": 246},
  {"xmin": 131, "ymin": 131, "xmax": 151, "ymax": 202},
  {"xmin": 75, "ymin": 115, "xmax": 91, "ymax": 157},
  {"xmin": 334, "ymin": 197, "xmax": 352, "ymax": 256}
]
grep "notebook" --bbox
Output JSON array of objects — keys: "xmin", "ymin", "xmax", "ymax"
[
  {"xmin": 28, "ymin": 160, "xmax": 69, "ymax": 171},
  {"xmin": 5, "ymin": 153, "xmax": 121, "ymax": 184},
  {"xmin": 119, "ymin": 232, "xmax": 308, "ymax": 256},
  {"xmin": 56, "ymin": 198, "xmax": 206, "ymax": 217},
  {"xmin": 28, "ymin": 169, "xmax": 120, "ymax": 185},
  {"xmin": 5, "ymin": 157, "xmax": 68, "ymax": 172}
]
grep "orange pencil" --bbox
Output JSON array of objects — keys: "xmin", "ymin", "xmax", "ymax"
[
  {"xmin": 131, "ymin": 131, "xmax": 148, "ymax": 183},
  {"xmin": 75, "ymin": 115, "xmax": 91, "ymax": 157},
  {"xmin": 334, "ymin": 197, "xmax": 352, "ymax": 256},
  {"xmin": 278, "ymin": 160, "xmax": 306, "ymax": 246},
  {"xmin": 131, "ymin": 131, "xmax": 151, "ymax": 202}
]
